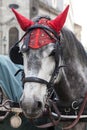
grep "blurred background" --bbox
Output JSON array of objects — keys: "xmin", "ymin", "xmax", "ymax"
[{"xmin": 0, "ymin": 0, "xmax": 86, "ymax": 55}]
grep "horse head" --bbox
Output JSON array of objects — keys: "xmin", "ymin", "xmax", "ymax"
[{"xmin": 11, "ymin": 6, "xmax": 69, "ymax": 119}]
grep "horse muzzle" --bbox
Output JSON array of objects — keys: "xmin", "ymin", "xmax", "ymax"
[{"xmin": 20, "ymin": 97, "xmax": 44, "ymax": 118}]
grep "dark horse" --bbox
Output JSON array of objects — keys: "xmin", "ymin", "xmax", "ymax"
[{"xmin": 10, "ymin": 5, "xmax": 87, "ymax": 129}]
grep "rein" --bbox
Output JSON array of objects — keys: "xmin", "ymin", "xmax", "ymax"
[{"xmin": 34, "ymin": 92, "xmax": 87, "ymax": 129}]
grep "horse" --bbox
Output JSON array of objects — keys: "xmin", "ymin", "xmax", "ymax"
[{"xmin": 10, "ymin": 5, "xmax": 87, "ymax": 130}]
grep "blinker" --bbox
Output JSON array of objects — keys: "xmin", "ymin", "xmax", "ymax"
[
  {"xmin": 21, "ymin": 33, "xmax": 30, "ymax": 53},
  {"xmin": 9, "ymin": 45, "xmax": 23, "ymax": 65}
]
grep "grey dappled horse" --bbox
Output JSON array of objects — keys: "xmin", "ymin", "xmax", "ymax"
[{"xmin": 11, "ymin": 5, "xmax": 87, "ymax": 130}]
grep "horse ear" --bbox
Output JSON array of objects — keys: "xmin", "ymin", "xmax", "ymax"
[
  {"xmin": 48, "ymin": 5, "xmax": 69, "ymax": 32},
  {"xmin": 12, "ymin": 8, "xmax": 34, "ymax": 31}
]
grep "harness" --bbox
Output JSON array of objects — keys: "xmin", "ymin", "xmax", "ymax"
[{"xmin": 9, "ymin": 23, "xmax": 87, "ymax": 129}]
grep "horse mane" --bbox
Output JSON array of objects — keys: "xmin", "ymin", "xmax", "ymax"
[{"xmin": 60, "ymin": 27, "xmax": 87, "ymax": 66}]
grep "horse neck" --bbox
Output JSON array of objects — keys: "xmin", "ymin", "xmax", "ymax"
[{"xmin": 55, "ymin": 28, "xmax": 87, "ymax": 102}]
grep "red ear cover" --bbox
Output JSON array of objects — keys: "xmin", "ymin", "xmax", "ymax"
[
  {"xmin": 12, "ymin": 8, "xmax": 34, "ymax": 31},
  {"xmin": 48, "ymin": 5, "xmax": 69, "ymax": 32}
]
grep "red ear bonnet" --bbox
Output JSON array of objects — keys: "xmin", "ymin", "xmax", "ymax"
[
  {"xmin": 12, "ymin": 8, "xmax": 34, "ymax": 31},
  {"xmin": 12, "ymin": 6, "xmax": 69, "ymax": 49},
  {"xmin": 48, "ymin": 5, "xmax": 69, "ymax": 32},
  {"xmin": 12, "ymin": 6, "xmax": 69, "ymax": 32}
]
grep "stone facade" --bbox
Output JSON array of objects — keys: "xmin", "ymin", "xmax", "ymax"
[
  {"xmin": 0, "ymin": 0, "xmax": 29, "ymax": 54},
  {"xmin": 74, "ymin": 23, "xmax": 82, "ymax": 41},
  {"xmin": 0, "ymin": 0, "xmax": 75, "ymax": 55}
]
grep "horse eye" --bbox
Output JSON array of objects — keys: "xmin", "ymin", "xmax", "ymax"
[{"xmin": 49, "ymin": 50, "xmax": 55, "ymax": 56}]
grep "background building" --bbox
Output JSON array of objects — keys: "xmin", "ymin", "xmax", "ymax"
[
  {"xmin": 74, "ymin": 23, "xmax": 82, "ymax": 41},
  {"xmin": 0, "ymin": 0, "xmax": 82, "ymax": 55}
]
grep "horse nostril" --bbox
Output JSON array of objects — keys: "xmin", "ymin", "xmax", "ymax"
[{"xmin": 37, "ymin": 101, "xmax": 42, "ymax": 109}]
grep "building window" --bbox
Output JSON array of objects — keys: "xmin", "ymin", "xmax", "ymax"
[
  {"xmin": 9, "ymin": 27, "xmax": 19, "ymax": 49},
  {"xmin": 30, "ymin": 0, "xmax": 38, "ymax": 18}
]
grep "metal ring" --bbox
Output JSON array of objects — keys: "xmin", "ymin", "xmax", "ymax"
[{"xmin": 72, "ymin": 101, "xmax": 79, "ymax": 110}]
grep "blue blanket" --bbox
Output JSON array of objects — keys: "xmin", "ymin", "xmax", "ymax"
[
  {"xmin": 0, "ymin": 55, "xmax": 57, "ymax": 130},
  {"xmin": 0, "ymin": 55, "xmax": 23, "ymax": 102}
]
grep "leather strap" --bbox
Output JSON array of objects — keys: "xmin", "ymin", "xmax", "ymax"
[
  {"xmin": 62, "ymin": 92, "xmax": 87, "ymax": 129},
  {"xmin": 33, "ymin": 92, "xmax": 87, "ymax": 129},
  {"xmin": 23, "ymin": 77, "xmax": 48, "ymax": 85},
  {"xmin": 36, "ymin": 100, "xmax": 61, "ymax": 128}
]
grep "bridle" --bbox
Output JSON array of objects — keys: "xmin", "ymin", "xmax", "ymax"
[
  {"xmin": 14, "ymin": 23, "xmax": 63, "ymax": 93},
  {"xmin": 13, "ymin": 22, "xmax": 64, "ymax": 126}
]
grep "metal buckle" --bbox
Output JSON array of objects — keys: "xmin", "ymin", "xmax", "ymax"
[{"xmin": 72, "ymin": 101, "xmax": 79, "ymax": 110}]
